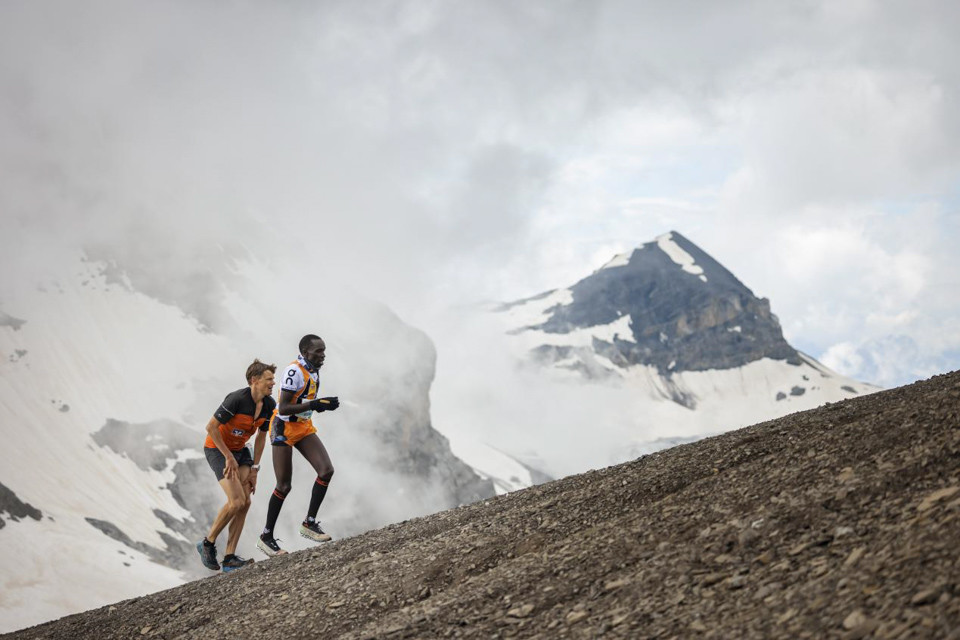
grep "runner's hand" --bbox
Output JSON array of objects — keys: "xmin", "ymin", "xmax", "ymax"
[
  {"xmin": 310, "ymin": 397, "xmax": 339, "ymax": 412},
  {"xmin": 223, "ymin": 456, "xmax": 239, "ymax": 480},
  {"xmin": 248, "ymin": 468, "xmax": 258, "ymax": 494}
]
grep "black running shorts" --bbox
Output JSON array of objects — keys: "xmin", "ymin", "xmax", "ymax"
[{"xmin": 204, "ymin": 446, "xmax": 254, "ymax": 481}]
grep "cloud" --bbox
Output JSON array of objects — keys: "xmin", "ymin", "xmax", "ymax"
[
  {"xmin": 2, "ymin": 0, "xmax": 959, "ymax": 388},
  {"xmin": 821, "ymin": 335, "xmax": 956, "ymax": 388}
]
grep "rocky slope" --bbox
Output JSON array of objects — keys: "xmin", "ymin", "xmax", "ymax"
[{"xmin": 8, "ymin": 370, "xmax": 958, "ymax": 639}]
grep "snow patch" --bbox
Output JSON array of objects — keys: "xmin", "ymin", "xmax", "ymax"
[
  {"xmin": 598, "ymin": 253, "xmax": 630, "ymax": 271},
  {"xmin": 656, "ymin": 232, "xmax": 707, "ymax": 282},
  {"xmin": 444, "ymin": 437, "xmax": 536, "ymax": 495},
  {"xmin": 507, "ymin": 314, "xmax": 635, "ymax": 351}
]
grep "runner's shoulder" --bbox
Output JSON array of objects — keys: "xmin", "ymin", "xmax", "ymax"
[
  {"xmin": 221, "ymin": 386, "xmax": 253, "ymax": 406},
  {"xmin": 218, "ymin": 386, "xmax": 260, "ymax": 418},
  {"xmin": 280, "ymin": 362, "xmax": 307, "ymax": 390}
]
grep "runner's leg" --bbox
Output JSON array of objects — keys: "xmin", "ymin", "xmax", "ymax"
[
  {"xmin": 224, "ymin": 465, "xmax": 252, "ymax": 555},
  {"xmin": 295, "ymin": 434, "xmax": 334, "ymax": 520},
  {"xmin": 264, "ymin": 443, "xmax": 294, "ymax": 535},
  {"xmin": 208, "ymin": 472, "xmax": 250, "ymax": 543}
]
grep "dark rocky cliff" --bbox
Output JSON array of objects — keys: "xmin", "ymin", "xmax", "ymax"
[{"xmin": 504, "ymin": 232, "xmax": 799, "ymax": 374}]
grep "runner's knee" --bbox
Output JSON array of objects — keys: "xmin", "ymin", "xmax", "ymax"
[
  {"xmin": 319, "ymin": 467, "xmax": 333, "ymax": 483},
  {"xmin": 275, "ymin": 481, "xmax": 292, "ymax": 495}
]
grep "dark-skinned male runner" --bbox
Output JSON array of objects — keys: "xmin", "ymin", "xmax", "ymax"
[{"xmin": 258, "ymin": 334, "xmax": 340, "ymax": 557}]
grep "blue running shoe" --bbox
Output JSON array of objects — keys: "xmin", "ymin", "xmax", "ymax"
[
  {"xmin": 221, "ymin": 554, "xmax": 254, "ymax": 573},
  {"xmin": 196, "ymin": 539, "xmax": 220, "ymax": 571}
]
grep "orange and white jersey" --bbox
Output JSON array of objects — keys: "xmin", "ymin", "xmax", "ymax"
[{"xmin": 274, "ymin": 355, "xmax": 319, "ymax": 424}]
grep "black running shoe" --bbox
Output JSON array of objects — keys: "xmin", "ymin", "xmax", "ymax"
[
  {"xmin": 257, "ymin": 533, "xmax": 287, "ymax": 557},
  {"xmin": 300, "ymin": 520, "xmax": 332, "ymax": 542},
  {"xmin": 196, "ymin": 539, "xmax": 220, "ymax": 571},
  {"xmin": 221, "ymin": 554, "xmax": 255, "ymax": 573}
]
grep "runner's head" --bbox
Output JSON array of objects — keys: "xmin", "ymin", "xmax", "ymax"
[
  {"xmin": 299, "ymin": 334, "xmax": 326, "ymax": 370},
  {"xmin": 246, "ymin": 359, "xmax": 277, "ymax": 395}
]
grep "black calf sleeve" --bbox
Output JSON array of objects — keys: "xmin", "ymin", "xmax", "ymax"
[
  {"xmin": 264, "ymin": 488, "xmax": 287, "ymax": 534},
  {"xmin": 306, "ymin": 476, "xmax": 331, "ymax": 521}
]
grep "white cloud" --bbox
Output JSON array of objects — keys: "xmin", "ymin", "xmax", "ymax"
[
  {"xmin": 1, "ymin": 0, "xmax": 959, "ymax": 387},
  {"xmin": 821, "ymin": 335, "xmax": 954, "ymax": 388}
]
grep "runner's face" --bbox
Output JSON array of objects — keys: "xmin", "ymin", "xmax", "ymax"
[
  {"xmin": 304, "ymin": 340, "xmax": 326, "ymax": 369},
  {"xmin": 253, "ymin": 371, "xmax": 276, "ymax": 395}
]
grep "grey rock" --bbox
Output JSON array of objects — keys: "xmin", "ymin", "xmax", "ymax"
[
  {"xmin": 0, "ymin": 481, "xmax": 43, "ymax": 530},
  {"xmin": 0, "ymin": 310, "xmax": 26, "ymax": 331},
  {"xmin": 500, "ymin": 232, "xmax": 799, "ymax": 377}
]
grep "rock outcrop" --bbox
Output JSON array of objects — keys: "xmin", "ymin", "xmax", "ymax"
[
  {"xmin": 0, "ymin": 482, "xmax": 42, "ymax": 530},
  {"xmin": 503, "ymin": 232, "xmax": 798, "ymax": 375}
]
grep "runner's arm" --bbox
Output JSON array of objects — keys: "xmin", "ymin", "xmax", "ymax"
[
  {"xmin": 277, "ymin": 388, "xmax": 315, "ymax": 416},
  {"xmin": 205, "ymin": 417, "xmax": 239, "ymax": 479},
  {"xmin": 249, "ymin": 429, "xmax": 266, "ymax": 493},
  {"xmin": 252, "ymin": 427, "xmax": 266, "ymax": 466},
  {"xmin": 205, "ymin": 417, "xmax": 233, "ymax": 458}
]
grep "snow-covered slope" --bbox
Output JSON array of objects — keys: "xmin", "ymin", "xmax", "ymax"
[
  {"xmin": 0, "ymin": 255, "xmax": 229, "ymax": 630},
  {"xmin": 0, "ymin": 252, "xmax": 492, "ymax": 633}
]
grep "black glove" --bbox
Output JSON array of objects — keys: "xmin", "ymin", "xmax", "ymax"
[{"xmin": 309, "ymin": 396, "xmax": 340, "ymax": 412}]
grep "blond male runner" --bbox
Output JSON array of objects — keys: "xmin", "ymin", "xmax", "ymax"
[{"xmin": 197, "ymin": 360, "xmax": 276, "ymax": 572}]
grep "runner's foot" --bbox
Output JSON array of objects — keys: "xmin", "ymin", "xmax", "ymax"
[
  {"xmin": 221, "ymin": 554, "xmax": 255, "ymax": 573},
  {"xmin": 257, "ymin": 533, "xmax": 287, "ymax": 557},
  {"xmin": 196, "ymin": 539, "xmax": 220, "ymax": 571},
  {"xmin": 300, "ymin": 519, "xmax": 332, "ymax": 542}
]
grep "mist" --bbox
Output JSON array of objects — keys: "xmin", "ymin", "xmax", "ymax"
[{"xmin": 3, "ymin": 0, "xmax": 960, "ymax": 462}]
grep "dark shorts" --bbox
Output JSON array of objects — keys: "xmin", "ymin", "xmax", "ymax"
[{"xmin": 204, "ymin": 446, "xmax": 254, "ymax": 482}]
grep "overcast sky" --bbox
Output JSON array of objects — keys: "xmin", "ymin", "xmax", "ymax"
[{"xmin": 2, "ymin": 0, "xmax": 958, "ymax": 388}]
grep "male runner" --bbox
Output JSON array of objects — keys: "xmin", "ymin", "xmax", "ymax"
[
  {"xmin": 257, "ymin": 334, "xmax": 340, "ymax": 557},
  {"xmin": 196, "ymin": 359, "xmax": 277, "ymax": 572}
]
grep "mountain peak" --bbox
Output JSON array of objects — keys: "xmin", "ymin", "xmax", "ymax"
[{"xmin": 504, "ymin": 231, "xmax": 798, "ymax": 375}]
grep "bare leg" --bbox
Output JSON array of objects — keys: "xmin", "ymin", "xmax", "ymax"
[
  {"xmin": 224, "ymin": 465, "xmax": 252, "ymax": 555},
  {"xmin": 207, "ymin": 471, "xmax": 249, "ymax": 544},
  {"xmin": 295, "ymin": 433, "xmax": 334, "ymax": 477}
]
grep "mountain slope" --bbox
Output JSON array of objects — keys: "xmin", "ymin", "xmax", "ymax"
[
  {"xmin": 437, "ymin": 231, "xmax": 877, "ymax": 480},
  {"xmin": 9, "ymin": 370, "xmax": 959, "ymax": 639},
  {"xmin": 0, "ymin": 252, "xmax": 493, "ymax": 631},
  {"xmin": 501, "ymin": 231, "xmax": 797, "ymax": 374}
]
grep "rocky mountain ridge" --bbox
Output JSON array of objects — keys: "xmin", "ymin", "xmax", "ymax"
[
  {"xmin": 446, "ymin": 231, "xmax": 876, "ymax": 481},
  {"xmin": 9, "ymin": 369, "xmax": 958, "ymax": 639},
  {"xmin": 501, "ymin": 231, "xmax": 798, "ymax": 376}
]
